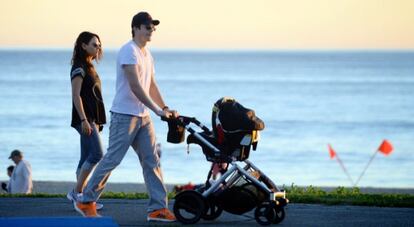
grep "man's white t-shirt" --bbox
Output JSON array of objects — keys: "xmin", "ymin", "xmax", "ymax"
[
  {"xmin": 8, "ymin": 159, "xmax": 32, "ymax": 194},
  {"xmin": 110, "ymin": 40, "xmax": 155, "ymax": 117}
]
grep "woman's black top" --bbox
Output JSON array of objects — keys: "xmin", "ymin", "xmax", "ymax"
[{"xmin": 70, "ymin": 63, "xmax": 106, "ymax": 128}]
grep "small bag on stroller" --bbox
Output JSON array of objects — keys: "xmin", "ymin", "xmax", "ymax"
[{"xmin": 166, "ymin": 118, "xmax": 185, "ymax": 143}]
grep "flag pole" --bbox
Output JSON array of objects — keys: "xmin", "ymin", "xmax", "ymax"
[
  {"xmin": 328, "ymin": 144, "xmax": 354, "ymax": 186},
  {"xmin": 354, "ymin": 150, "xmax": 378, "ymax": 187},
  {"xmin": 336, "ymin": 155, "xmax": 354, "ymax": 186}
]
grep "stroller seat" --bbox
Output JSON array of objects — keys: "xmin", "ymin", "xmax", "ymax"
[
  {"xmin": 187, "ymin": 97, "xmax": 264, "ymax": 162},
  {"xmin": 187, "ymin": 130, "xmax": 260, "ymax": 162},
  {"xmin": 187, "ymin": 132, "xmax": 225, "ymax": 162}
]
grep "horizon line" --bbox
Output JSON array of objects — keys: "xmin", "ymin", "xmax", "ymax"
[{"xmin": 1, "ymin": 46, "xmax": 414, "ymax": 53}]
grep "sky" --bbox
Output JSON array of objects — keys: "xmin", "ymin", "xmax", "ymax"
[{"xmin": 0, "ymin": 0, "xmax": 413, "ymax": 49}]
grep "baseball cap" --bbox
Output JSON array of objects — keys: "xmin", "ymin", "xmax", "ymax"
[
  {"xmin": 131, "ymin": 12, "xmax": 160, "ymax": 28},
  {"xmin": 8, "ymin": 149, "xmax": 22, "ymax": 159}
]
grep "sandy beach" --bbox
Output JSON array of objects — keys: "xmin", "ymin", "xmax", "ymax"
[{"xmin": 1, "ymin": 181, "xmax": 413, "ymax": 195}]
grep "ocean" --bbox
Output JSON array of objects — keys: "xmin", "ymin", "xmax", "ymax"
[{"xmin": 0, "ymin": 49, "xmax": 413, "ymax": 188}]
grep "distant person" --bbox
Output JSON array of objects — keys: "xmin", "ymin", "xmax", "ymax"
[
  {"xmin": 7, "ymin": 150, "xmax": 32, "ymax": 194},
  {"xmin": 1, "ymin": 165, "xmax": 14, "ymax": 192},
  {"xmin": 67, "ymin": 31, "xmax": 106, "ymax": 210},
  {"xmin": 74, "ymin": 12, "xmax": 178, "ymax": 222}
]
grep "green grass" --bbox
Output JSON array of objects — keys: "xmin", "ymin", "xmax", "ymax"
[
  {"xmin": 1, "ymin": 185, "xmax": 414, "ymax": 208},
  {"xmin": 286, "ymin": 184, "xmax": 414, "ymax": 208}
]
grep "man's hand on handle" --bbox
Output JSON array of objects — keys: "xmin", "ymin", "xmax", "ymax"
[{"xmin": 157, "ymin": 107, "xmax": 179, "ymax": 119}]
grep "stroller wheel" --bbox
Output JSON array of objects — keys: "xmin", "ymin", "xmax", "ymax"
[
  {"xmin": 254, "ymin": 202, "xmax": 275, "ymax": 226},
  {"xmin": 202, "ymin": 197, "xmax": 223, "ymax": 220},
  {"xmin": 272, "ymin": 206, "xmax": 285, "ymax": 224},
  {"xmin": 173, "ymin": 190, "xmax": 205, "ymax": 224}
]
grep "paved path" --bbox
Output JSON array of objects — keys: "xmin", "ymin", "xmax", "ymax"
[{"xmin": 0, "ymin": 198, "xmax": 413, "ymax": 226}]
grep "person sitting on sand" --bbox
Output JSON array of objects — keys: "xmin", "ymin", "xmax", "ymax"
[{"xmin": 1, "ymin": 165, "xmax": 14, "ymax": 192}]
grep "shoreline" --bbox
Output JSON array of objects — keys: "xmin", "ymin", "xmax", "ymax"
[{"xmin": 2, "ymin": 181, "xmax": 413, "ymax": 195}]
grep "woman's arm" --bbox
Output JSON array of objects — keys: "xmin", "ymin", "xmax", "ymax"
[{"xmin": 71, "ymin": 77, "xmax": 92, "ymax": 135}]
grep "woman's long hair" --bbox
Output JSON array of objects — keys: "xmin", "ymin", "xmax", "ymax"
[{"xmin": 71, "ymin": 31, "xmax": 103, "ymax": 75}]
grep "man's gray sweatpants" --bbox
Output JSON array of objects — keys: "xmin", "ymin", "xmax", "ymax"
[{"xmin": 81, "ymin": 112, "xmax": 167, "ymax": 212}]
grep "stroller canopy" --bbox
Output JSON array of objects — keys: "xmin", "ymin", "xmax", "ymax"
[{"xmin": 212, "ymin": 97, "xmax": 265, "ymax": 134}]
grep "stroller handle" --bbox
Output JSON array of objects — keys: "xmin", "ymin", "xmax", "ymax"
[
  {"xmin": 160, "ymin": 115, "xmax": 191, "ymax": 126},
  {"xmin": 161, "ymin": 115, "xmax": 211, "ymax": 134}
]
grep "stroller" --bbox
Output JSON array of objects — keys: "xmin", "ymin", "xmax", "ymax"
[{"xmin": 162, "ymin": 97, "xmax": 288, "ymax": 225}]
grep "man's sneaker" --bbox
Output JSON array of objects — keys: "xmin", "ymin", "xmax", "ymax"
[
  {"xmin": 67, "ymin": 190, "xmax": 103, "ymax": 211},
  {"xmin": 147, "ymin": 208, "xmax": 176, "ymax": 222},
  {"xmin": 74, "ymin": 202, "xmax": 100, "ymax": 217}
]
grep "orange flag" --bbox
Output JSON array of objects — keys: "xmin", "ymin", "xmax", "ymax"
[
  {"xmin": 328, "ymin": 144, "xmax": 336, "ymax": 159},
  {"xmin": 378, "ymin": 139, "xmax": 393, "ymax": 156}
]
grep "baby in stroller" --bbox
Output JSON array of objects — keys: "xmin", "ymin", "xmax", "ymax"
[{"xmin": 162, "ymin": 97, "xmax": 288, "ymax": 225}]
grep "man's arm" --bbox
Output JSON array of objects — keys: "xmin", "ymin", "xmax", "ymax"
[
  {"xmin": 124, "ymin": 64, "xmax": 169, "ymax": 117},
  {"xmin": 149, "ymin": 74, "xmax": 166, "ymax": 109},
  {"xmin": 150, "ymin": 73, "xmax": 179, "ymax": 118}
]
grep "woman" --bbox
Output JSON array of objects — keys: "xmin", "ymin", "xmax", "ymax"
[{"xmin": 67, "ymin": 31, "xmax": 106, "ymax": 210}]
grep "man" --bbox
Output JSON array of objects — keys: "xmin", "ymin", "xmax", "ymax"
[
  {"xmin": 75, "ymin": 12, "xmax": 177, "ymax": 222},
  {"xmin": 8, "ymin": 150, "xmax": 33, "ymax": 194}
]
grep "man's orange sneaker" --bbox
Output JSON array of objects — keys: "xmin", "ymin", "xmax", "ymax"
[
  {"xmin": 74, "ymin": 202, "xmax": 100, "ymax": 217},
  {"xmin": 147, "ymin": 208, "xmax": 176, "ymax": 222}
]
